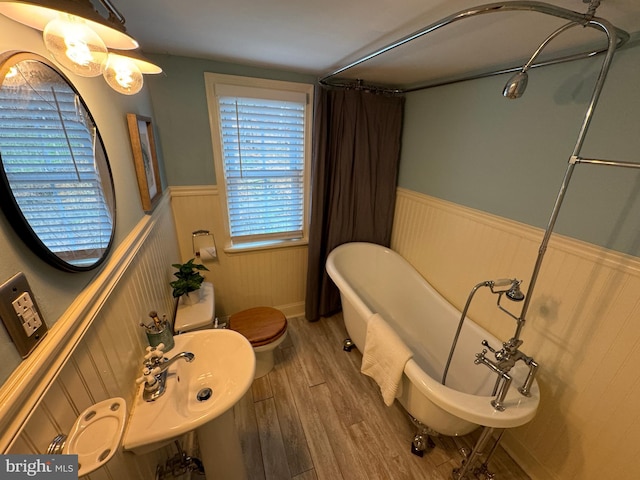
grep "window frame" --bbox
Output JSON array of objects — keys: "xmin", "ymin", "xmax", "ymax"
[{"xmin": 204, "ymin": 73, "xmax": 313, "ymax": 252}]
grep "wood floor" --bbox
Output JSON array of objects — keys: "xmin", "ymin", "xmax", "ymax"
[{"xmin": 233, "ymin": 314, "xmax": 530, "ymax": 480}]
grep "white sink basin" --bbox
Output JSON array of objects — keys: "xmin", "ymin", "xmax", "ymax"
[{"xmin": 123, "ymin": 329, "xmax": 255, "ymax": 454}]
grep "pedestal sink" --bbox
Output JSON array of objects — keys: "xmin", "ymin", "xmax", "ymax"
[{"xmin": 123, "ymin": 329, "xmax": 255, "ymax": 479}]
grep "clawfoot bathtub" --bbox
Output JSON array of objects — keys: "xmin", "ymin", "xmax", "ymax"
[{"xmin": 326, "ymin": 242, "xmax": 539, "ymax": 449}]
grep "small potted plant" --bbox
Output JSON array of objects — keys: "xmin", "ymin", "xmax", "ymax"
[{"xmin": 170, "ymin": 258, "xmax": 209, "ymax": 305}]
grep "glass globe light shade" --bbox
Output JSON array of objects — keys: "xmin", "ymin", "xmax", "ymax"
[
  {"xmin": 43, "ymin": 17, "xmax": 107, "ymax": 77},
  {"xmin": 103, "ymin": 53, "xmax": 143, "ymax": 95},
  {"xmin": 0, "ymin": 2, "xmax": 138, "ymax": 50}
]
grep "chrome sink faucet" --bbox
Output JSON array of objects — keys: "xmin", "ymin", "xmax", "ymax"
[
  {"xmin": 155, "ymin": 351, "xmax": 195, "ymax": 373},
  {"xmin": 136, "ymin": 344, "xmax": 195, "ymax": 402}
]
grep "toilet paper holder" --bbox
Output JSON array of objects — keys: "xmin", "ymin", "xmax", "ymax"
[{"xmin": 192, "ymin": 230, "xmax": 217, "ymax": 259}]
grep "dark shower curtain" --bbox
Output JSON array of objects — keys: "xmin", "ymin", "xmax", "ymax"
[{"xmin": 305, "ymin": 86, "xmax": 405, "ymax": 322}]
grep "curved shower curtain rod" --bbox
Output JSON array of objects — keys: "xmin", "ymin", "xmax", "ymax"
[{"xmin": 319, "ymin": 1, "xmax": 630, "ymax": 93}]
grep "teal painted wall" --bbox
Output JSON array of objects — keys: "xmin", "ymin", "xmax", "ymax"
[
  {"xmin": 399, "ymin": 42, "xmax": 640, "ymax": 256},
  {"xmin": 147, "ymin": 46, "xmax": 640, "ymax": 256},
  {"xmin": 146, "ymin": 54, "xmax": 316, "ymax": 186}
]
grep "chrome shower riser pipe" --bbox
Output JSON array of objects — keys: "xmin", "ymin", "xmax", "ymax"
[
  {"xmin": 520, "ymin": 21, "xmax": 581, "ymax": 73},
  {"xmin": 515, "ymin": 18, "xmax": 618, "ymax": 340},
  {"xmin": 574, "ymin": 157, "xmax": 640, "ymax": 169},
  {"xmin": 452, "ymin": 426, "xmax": 498, "ymax": 480}
]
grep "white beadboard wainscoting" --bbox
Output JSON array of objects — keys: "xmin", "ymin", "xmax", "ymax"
[
  {"xmin": 391, "ymin": 188, "xmax": 640, "ymax": 480},
  {"xmin": 3, "ymin": 194, "xmax": 182, "ymax": 479},
  {"xmin": 170, "ymin": 186, "xmax": 307, "ymax": 318},
  {"xmin": 4, "ymin": 184, "xmax": 636, "ymax": 480},
  {"xmin": 0, "ymin": 185, "xmax": 308, "ymax": 480}
]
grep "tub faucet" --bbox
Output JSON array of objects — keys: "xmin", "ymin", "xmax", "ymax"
[
  {"xmin": 476, "ymin": 336, "xmax": 538, "ymax": 410},
  {"xmin": 481, "ymin": 337, "xmax": 524, "ymax": 371},
  {"xmin": 447, "ymin": 277, "xmax": 540, "ymax": 410},
  {"xmin": 136, "ymin": 345, "xmax": 195, "ymax": 402}
]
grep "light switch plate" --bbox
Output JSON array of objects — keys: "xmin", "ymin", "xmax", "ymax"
[{"xmin": 0, "ymin": 272, "xmax": 47, "ymax": 358}]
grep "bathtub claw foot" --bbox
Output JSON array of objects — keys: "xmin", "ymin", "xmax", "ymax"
[
  {"xmin": 411, "ymin": 438, "xmax": 425, "ymax": 457},
  {"xmin": 411, "ymin": 433, "xmax": 434, "ymax": 456},
  {"xmin": 343, "ymin": 338, "xmax": 356, "ymax": 352},
  {"xmin": 409, "ymin": 415, "xmax": 437, "ymax": 456}
]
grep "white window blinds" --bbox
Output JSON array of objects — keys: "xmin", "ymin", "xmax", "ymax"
[
  {"xmin": 217, "ymin": 94, "xmax": 306, "ymax": 241},
  {"xmin": 0, "ymin": 82, "xmax": 113, "ymax": 263}
]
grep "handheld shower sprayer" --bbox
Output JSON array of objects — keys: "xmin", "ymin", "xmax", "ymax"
[
  {"xmin": 443, "ymin": 277, "xmax": 537, "ymax": 416},
  {"xmin": 489, "ymin": 278, "xmax": 512, "ymax": 288},
  {"xmin": 506, "ymin": 280, "xmax": 525, "ymax": 302},
  {"xmin": 442, "ymin": 277, "xmax": 525, "ymax": 385},
  {"xmin": 489, "ymin": 278, "xmax": 526, "ymax": 323},
  {"xmin": 488, "ymin": 278, "xmax": 525, "ymax": 301}
]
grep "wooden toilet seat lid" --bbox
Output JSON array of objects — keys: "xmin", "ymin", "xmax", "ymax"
[{"xmin": 230, "ymin": 307, "xmax": 287, "ymax": 347}]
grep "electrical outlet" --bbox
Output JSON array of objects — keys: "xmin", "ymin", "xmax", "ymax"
[
  {"xmin": 0, "ymin": 272, "xmax": 47, "ymax": 358},
  {"xmin": 12, "ymin": 291, "xmax": 43, "ymax": 337}
]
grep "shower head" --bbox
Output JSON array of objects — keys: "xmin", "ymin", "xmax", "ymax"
[
  {"xmin": 503, "ymin": 71, "xmax": 528, "ymax": 99},
  {"xmin": 505, "ymin": 280, "xmax": 525, "ymax": 302},
  {"xmin": 502, "ymin": 21, "xmax": 580, "ymax": 100}
]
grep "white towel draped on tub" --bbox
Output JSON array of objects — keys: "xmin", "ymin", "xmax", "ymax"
[{"xmin": 360, "ymin": 313, "xmax": 413, "ymax": 406}]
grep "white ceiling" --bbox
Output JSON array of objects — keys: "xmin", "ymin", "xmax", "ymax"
[{"xmin": 116, "ymin": 0, "xmax": 640, "ymax": 89}]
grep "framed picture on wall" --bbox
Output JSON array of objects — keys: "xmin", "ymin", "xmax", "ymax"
[{"xmin": 127, "ymin": 113, "xmax": 162, "ymax": 213}]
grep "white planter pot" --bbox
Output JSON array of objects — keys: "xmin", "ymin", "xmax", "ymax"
[{"xmin": 180, "ymin": 289, "xmax": 203, "ymax": 306}]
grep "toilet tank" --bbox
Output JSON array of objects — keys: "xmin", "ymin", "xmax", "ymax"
[{"xmin": 174, "ymin": 282, "xmax": 215, "ymax": 333}]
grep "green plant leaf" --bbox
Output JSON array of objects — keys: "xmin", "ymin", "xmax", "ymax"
[{"xmin": 170, "ymin": 258, "xmax": 209, "ymax": 297}]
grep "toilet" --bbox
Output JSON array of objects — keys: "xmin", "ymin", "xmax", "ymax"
[
  {"xmin": 229, "ymin": 306, "xmax": 288, "ymax": 378},
  {"xmin": 174, "ymin": 282, "xmax": 288, "ymax": 378}
]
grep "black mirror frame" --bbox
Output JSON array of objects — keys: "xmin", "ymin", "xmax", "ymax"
[{"xmin": 0, "ymin": 51, "xmax": 116, "ymax": 272}]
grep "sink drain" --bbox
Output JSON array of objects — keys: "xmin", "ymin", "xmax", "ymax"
[{"xmin": 196, "ymin": 388, "xmax": 213, "ymax": 402}]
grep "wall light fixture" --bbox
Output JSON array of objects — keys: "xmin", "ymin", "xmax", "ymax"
[{"xmin": 0, "ymin": 0, "xmax": 161, "ymax": 92}]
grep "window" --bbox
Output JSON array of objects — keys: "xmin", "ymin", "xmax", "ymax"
[{"xmin": 205, "ymin": 74, "xmax": 313, "ymax": 250}]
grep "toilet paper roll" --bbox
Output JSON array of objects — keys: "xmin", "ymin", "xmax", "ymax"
[{"xmin": 199, "ymin": 246, "xmax": 217, "ymax": 260}]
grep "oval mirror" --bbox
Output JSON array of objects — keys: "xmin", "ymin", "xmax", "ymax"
[{"xmin": 0, "ymin": 52, "xmax": 116, "ymax": 272}]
